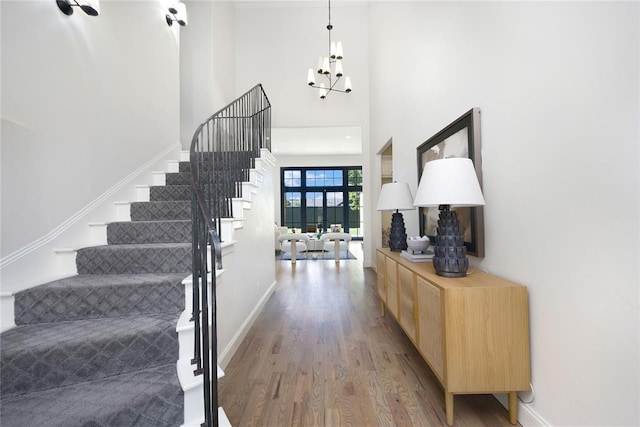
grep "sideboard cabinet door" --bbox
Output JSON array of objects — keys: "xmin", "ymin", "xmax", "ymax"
[
  {"xmin": 398, "ymin": 264, "xmax": 417, "ymax": 343},
  {"xmin": 416, "ymin": 276, "xmax": 443, "ymax": 381},
  {"xmin": 376, "ymin": 250, "xmax": 387, "ymax": 304},
  {"xmin": 385, "ymin": 257, "xmax": 399, "ymax": 318}
]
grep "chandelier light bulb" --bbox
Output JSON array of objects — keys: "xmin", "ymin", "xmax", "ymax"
[
  {"xmin": 307, "ymin": 69, "xmax": 316, "ymax": 86},
  {"xmin": 330, "ymin": 42, "xmax": 337, "ymax": 59},
  {"xmin": 335, "ymin": 60, "xmax": 344, "ymax": 78},
  {"xmin": 335, "ymin": 41, "xmax": 344, "ymax": 59},
  {"xmin": 322, "ymin": 57, "xmax": 331, "ymax": 75},
  {"xmin": 319, "ymin": 83, "xmax": 327, "ymax": 99},
  {"xmin": 317, "ymin": 57, "xmax": 324, "ymax": 74},
  {"xmin": 344, "ymin": 76, "xmax": 352, "ymax": 93}
]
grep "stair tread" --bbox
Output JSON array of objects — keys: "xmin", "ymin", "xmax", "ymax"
[
  {"xmin": 76, "ymin": 243, "xmax": 191, "ymax": 275},
  {"xmin": 110, "ymin": 219, "xmax": 191, "ymax": 225},
  {"xmin": 130, "ymin": 201, "xmax": 191, "ymax": 222},
  {"xmin": 14, "ymin": 273, "xmax": 187, "ymax": 325},
  {"xmin": 80, "ymin": 242, "xmax": 191, "ymax": 250},
  {"xmin": 1, "ymin": 312, "xmax": 179, "ymax": 355},
  {"xmin": 0, "ymin": 363, "xmax": 182, "ymax": 427},
  {"xmin": 18, "ymin": 273, "xmax": 189, "ymax": 290},
  {"xmin": 1, "ymin": 313, "xmax": 179, "ymax": 397},
  {"xmin": 107, "ymin": 220, "xmax": 191, "ymax": 244}
]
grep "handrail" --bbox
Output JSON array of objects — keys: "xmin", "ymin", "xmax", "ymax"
[{"xmin": 189, "ymin": 84, "xmax": 271, "ymax": 427}]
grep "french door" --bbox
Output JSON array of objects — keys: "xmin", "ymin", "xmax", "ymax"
[{"xmin": 281, "ymin": 167, "xmax": 362, "ymax": 239}]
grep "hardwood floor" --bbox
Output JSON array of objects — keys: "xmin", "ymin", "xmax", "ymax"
[{"xmin": 219, "ymin": 244, "xmax": 519, "ymax": 426}]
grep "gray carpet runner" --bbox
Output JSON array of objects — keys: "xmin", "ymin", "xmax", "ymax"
[{"xmin": 0, "ymin": 166, "xmax": 196, "ymax": 426}]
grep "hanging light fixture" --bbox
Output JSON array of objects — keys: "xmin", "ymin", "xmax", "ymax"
[
  {"xmin": 166, "ymin": 2, "xmax": 188, "ymax": 26},
  {"xmin": 306, "ymin": 0, "xmax": 352, "ymax": 99}
]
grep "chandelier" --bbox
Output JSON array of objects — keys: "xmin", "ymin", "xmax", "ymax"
[{"xmin": 306, "ymin": 0, "xmax": 352, "ymax": 99}]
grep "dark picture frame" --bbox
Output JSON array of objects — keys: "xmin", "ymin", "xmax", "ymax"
[{"xmin": 416, "ymin": 108, "xmax": 484, "ymax": 257}]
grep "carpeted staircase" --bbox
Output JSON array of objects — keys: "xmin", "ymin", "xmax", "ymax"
[{"xmin": 0, "ymin": 162, "xmax": 198, "ymax": 426}]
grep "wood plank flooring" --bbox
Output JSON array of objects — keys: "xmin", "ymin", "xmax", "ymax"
[{"xmin": 219, "ymin": 244, "xmax": 519, "ymax": 426}]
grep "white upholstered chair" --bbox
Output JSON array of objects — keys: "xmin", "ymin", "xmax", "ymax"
[
  {"xmin": 320, "ymin": 232, "xmax": 352, "ymax": 262},
  {"xmin": 278, "ymin": 233, "xmax": 310, "ymax": 264},
  {"xmin": 274, "ymin": 225, "xmax": 289, "ymax": 252}
]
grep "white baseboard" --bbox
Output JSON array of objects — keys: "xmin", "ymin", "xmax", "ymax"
[
  {"xmin": 217, "ymin": 279, "xmax": 277, "ymax": 369},
  {"xmin": 494, "ymin": 393, "xmax": 550, "ymax": 427}
]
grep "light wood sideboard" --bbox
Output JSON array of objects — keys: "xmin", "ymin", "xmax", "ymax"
[{"xmin": 375, "ymin": 248, "xmax": 531, "ymax": 425}]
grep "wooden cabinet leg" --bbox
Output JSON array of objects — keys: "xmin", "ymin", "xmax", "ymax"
[
  {"xmin": 508, "ymin": 391, "xmax": 518, "ymax": 424},
  {"xmin": 445, "ymin": 392, "xmax": 454, "ymax": 426}
]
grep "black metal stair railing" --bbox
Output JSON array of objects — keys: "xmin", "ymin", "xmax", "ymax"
[{"xmin": 189, "ymin": 84, "xmax": 271, "ymax": 427}]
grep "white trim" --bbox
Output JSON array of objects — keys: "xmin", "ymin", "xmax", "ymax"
[
  {"xmin": 217, "ymin": 279, "xmax": 277, "ymax": 369},
  {"xmin": 0, "ymin": 142, "xmax": 180, "ymax": 270},
  {"xmin": 494, "ymin": 394, "xmax": 551, "ymax": 427}
]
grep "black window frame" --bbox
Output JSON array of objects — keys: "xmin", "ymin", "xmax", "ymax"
[{"xmin": 280, "ymin": 166, "xmax": 363, "ymax": 240}]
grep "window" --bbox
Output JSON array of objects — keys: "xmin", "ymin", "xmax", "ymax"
[
  {"xmin": 283, "ymin": 192, "xmax": 302, "ymax": 231},
  {"xmin": 283, "ymin": 170, "xmax": 301, "ymax": 187},
  {"xmin": 281, "ymin": 166, "xmax": 363, "ymax": 239}
]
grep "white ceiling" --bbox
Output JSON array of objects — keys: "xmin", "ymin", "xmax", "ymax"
[{"xmin": 271, "ymin": 126, "xmax": 362, "ymax": 155}]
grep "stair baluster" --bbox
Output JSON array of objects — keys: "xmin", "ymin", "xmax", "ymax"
[{"xmin": 189, "ymin": 84, "xmax": 271, "ymax": 427}]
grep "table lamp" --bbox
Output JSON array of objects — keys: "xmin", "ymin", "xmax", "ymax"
[
  {"xmin": 414, "ymin": 158, "xmax": 485, "ymax": 277},
  {"xmin": 376, "ymin": 182, "xmax": 415, "ymax": 251}
]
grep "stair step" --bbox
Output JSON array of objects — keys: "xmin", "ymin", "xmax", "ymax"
[
  {"xmin": 166, "ymin": 168, "xmax": 249, "ymax": 185},
  {"xmin": 165, "ymin": 172, "xmax": 191, "ymax": 186},
  {"xmin": 0, "ymin": 313, "xmax": 179, "ymax": 397},
  {"xmin": 150, "ymin": 185, "xmax": 191, "ymax": 202},
  {"xmin": 0, "ymin": 363, "xmax": 182, "ymax": 427},
  {"xmin": 179, "ymin": 155, "xmax": 253, "ymax": 173},
  {"xmin": 14, "ymin": 273, "xmax": 187, "ymax": 325},
  {"xmin": 130, "ymin": 201, "xmax": 191, "ymax": 221},
  {"xmin": 107, "ymin": 220, "xmax": 191, "ymax": 244},
  {"xmin": 76, "ymin": 243, "xmax": 191, "ymax": 274}
]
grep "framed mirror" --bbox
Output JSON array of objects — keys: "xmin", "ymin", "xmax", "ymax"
[{"xmin": 416, "ymin": 108, "xmax": 484, "ymax": 257}]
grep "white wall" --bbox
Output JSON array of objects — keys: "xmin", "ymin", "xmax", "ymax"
[
  {"xmin": 368, "ymin": 2, "xmax": 639, "ymax": 426},
  {"xmin": 1, "ymin": 1, "xmax": 180, "ymax": 258},
  {"xmin": 217, "ymin": 156, "xmax": 277, "ymax": 367},
  {"xmin": 180, "ymin": 1, "xmax": 236, "ymax": 149}
]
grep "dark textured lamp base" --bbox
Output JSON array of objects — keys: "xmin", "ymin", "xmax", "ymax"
[
  {"xmin": 433, "ymin": 206, "xmax": 468, "ymax": 277},
  {"xmin": 389, "ymin": 211, "xmax": 408, "ymax": 252}
]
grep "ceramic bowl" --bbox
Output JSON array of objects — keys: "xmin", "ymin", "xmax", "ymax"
[{"xmin": 406, "ymin": 236, "xmax": 430, "ymax": 253}]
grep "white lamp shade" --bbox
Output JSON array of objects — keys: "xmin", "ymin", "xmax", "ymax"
[
  {"xmin": 307, "ymin": 68, "xmax": 316, "ymax": 85},
  {"xmin": 336, "ymin": 41, "xmax": 344, "ymax": 59},
  {"xmin": 319, "ymin": 83, "xmax": 327, "ymax": 99},
  {"xmin": 322, "ymin": 57, "xmax": 331, "ymax": 75},
  {"xmin": 335, "ymin": 60, "xmax": 343, "ymax": 77},
  {"xmin": 377, "ymin": 182, "xmax": 416, "ymax": 211},
  {"xmin": 414, "ymin": 158, "xmax": 485, "ymax": 207},
  {"xmin": 344, "ymin": 76, "xmax": 352, "ymax": 92}
]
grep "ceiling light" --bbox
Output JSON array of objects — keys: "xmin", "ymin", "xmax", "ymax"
[{"xmin": 306, "ymin": 0, "xmax": 352, "ymax": 99}]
